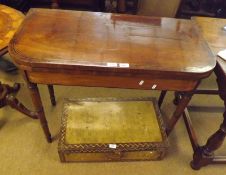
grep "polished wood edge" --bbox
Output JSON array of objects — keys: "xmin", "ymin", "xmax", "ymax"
[
  {"xmin": 9, "ymin": 45, "xmax": 215, "ymax": 80},
  {"xmin": 28, "ymin": 68, "xmax": 199, "ymax": 79},
  {"xmin": 15, "ymin": 62, "xmax": 215, "ymax": 82},
  {"xmin": 58, "ymin": 97, "xmax": 168, "ymax": 153}
]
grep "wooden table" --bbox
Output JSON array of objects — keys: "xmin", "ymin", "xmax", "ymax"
[
  {"xmin": 0, "ymin": 5, "xmax": 35, "ymax": 116},
  {"xmin": 9, "ymin": 9, "xmax": 215, "ymax": 143},
  {"xmin": 181, "ymin": 17, "xmax": 226, "ymax": 170},
  {"xmin": 0, "ymin": 5, "xmax": 23, "ymax": 56}
]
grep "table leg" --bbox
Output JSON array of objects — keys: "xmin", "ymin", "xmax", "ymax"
[
  {"xmin": 158, "ymin": 90, "xmax": 167, "ymax": 108},
  {"xmin": 0, "ymin": 81, "xmax": 38, "ymax": 118},
  {"xmin": 48, "ymin": 85, "xmax": 56, "ymax": 106},
  {"xmin": 23, "ymin": 73, "xmax": 52, "ymax": 143},
  {"xmin": 28, "ymin": 82, "xmax": 52, "ymax": 142},
  {"xmin": 1, "ymin": 82, "xmax": 20, "ymax": 107},
  {"xmin": 191, "ymin": 66, "xmax": 226, "ymax": 170},
  {"xmin": 166, "ymin": 91, "xmax": 194, "ymax": 135}
]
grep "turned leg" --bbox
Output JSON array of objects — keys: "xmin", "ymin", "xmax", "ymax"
[
  {"xmin": 48, "ymin": 85, "xmax": 56, "ymax": 106},
  {"xmin": 191, "ymin": 68, "xmax": 226, "ymax": 170},
  {"xmin": 191, "ymin": 103, "xmax": 226, "ymax": 170},
  {"xmin": 158, "ymin": 90, "xmax": 167, "ymax": 108},
  {"xmin": 167, "ymin": 91, "xmax": 194, "ymax": 135}
]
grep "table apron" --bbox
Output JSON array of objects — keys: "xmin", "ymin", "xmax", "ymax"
[{"xmin": 27, "ymin": 71, "xmax": 198, "ymax": 91}]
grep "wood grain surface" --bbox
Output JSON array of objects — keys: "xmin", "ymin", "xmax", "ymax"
[
  {"xmin": 9, "ymin": 9, "xmax": 215, "ymax": 80},
  {"xmin": 0, "ymin": 5, "xmax": 24, "ymax": 52}
]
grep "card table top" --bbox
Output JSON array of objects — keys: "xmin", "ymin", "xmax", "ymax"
[{"xmin": 9, "ymin": 9, "xmax": 215, "ymax": 80}]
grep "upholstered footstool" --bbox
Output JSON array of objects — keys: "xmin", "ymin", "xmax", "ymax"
[{"xmin": 58, "ymin": 97, "xmax": 168, "ymax": 162}]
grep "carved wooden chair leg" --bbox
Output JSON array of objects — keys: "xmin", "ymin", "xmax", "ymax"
[
  {"xmin": 158, "ymin": 90, "xmax": 167, "ymax": 108},
  {"xmin": 47, "ymin": 85, "xmax": 56, "ymax": 106}
]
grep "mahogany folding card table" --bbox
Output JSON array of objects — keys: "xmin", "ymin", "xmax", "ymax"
[{"xmin": 9, "ymin": 9, "xmax": 216, "ymax": 143}]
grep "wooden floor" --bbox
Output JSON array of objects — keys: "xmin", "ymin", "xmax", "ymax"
[{"xmin": 1, "ymin": 54, "xmax": 226, "ymax": 174}]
